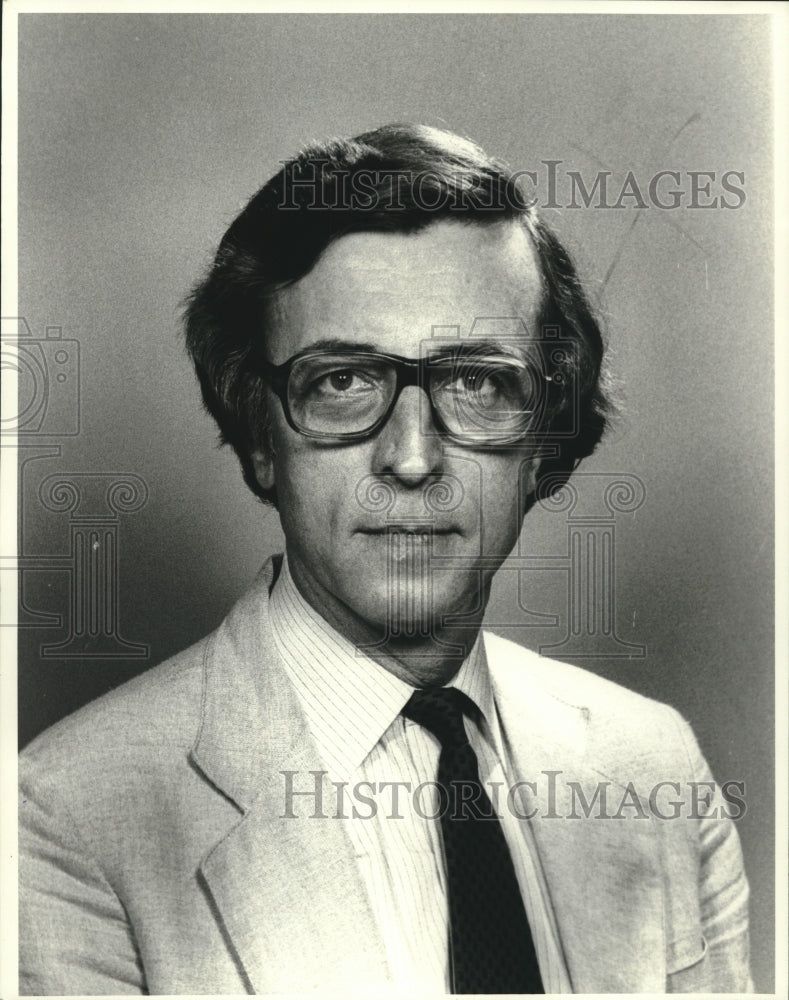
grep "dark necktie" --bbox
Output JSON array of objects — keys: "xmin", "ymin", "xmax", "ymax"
[{"xmin": 402, "ymin": 686, "xmax": 545, "ymax": 995}]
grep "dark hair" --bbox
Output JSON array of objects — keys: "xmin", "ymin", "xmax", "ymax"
[{"xmin": 184, "ymin": 123, "xmax": 611, "ymax": 508}]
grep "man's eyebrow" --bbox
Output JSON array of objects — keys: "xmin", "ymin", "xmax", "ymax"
[
  {"xmin": 291, "ymin": 338, "xmax": 534, "ymax": 359},
  {"xmin": 427, "ymin": 339, "xmax": 532, "ymax": 359},
  {"xmin": 295, "ymin": 338, "xmax": 382, "ymax": 354}
]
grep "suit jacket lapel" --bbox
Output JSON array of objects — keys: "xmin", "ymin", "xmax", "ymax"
[
  {"xmin": 190, "ymin": 560, "xmax": 390, "ymax": 993},
  {"xmin": 486, "ymin": 633, "xmax": 666, "ymax": 993}
]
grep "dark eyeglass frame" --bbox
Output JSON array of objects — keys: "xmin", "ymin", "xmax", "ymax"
[{"xmin": 264, "ymin": 347, "xmax": 554, "ymax": 446}]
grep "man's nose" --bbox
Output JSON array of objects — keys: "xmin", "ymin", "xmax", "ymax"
[{"xmin": 371, "ymin": 385, "xmax": 445, "ymax": 487}]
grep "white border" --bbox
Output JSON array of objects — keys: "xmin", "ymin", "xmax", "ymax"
[{"xmin": 1, "ymin": 3, "xmax": 785, "ymax": 999}]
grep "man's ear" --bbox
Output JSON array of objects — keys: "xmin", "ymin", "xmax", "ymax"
[
  {"xmin": 521, "ymin": 456, "xmax": 541, "ymax": 514},
  {"xmin": 250, "ymin": 447, "xmax": 276, "ymax": 493}
]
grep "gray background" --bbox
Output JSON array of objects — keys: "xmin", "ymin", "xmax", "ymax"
[{"xmin": 15, "ymin": 13, "xmax": 774, "ymax": 990}]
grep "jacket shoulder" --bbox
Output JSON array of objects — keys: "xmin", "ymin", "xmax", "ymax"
[
  {"xmin": 483, "ymin": 630, "xmax": 698, "ymax": 778},
  {"xmin": 20, "ymin": 636, "xmax": 210, "ymax": 773},
  {"xmin": 484, "ymin": 629, "xmax": 668, "ymax": 710}
]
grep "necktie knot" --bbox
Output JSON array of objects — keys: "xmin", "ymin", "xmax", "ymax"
[{"xmin": 401, "ymin": 686, "xmax": 477, "ymax": 749}]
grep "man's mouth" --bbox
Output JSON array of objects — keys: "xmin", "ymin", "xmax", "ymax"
[
  {"xmin": 357, "ymin": 525, "xmax": 458, "ymax": 536},
  {"xmin": 356, "ymin": 526, "xmax": 459, "ymax": 564}
]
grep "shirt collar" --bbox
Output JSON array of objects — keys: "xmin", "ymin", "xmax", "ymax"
[
  {"xmin": 452, "ymin": 633, "xmax": 496, "ymax": 741},
  {"xmin": 269, "ymin": 555, "xmax": 413, "ymax": 781},
  {"xmin": 269, "ymin": 554, "xmax": 494, "ymax": 780}
]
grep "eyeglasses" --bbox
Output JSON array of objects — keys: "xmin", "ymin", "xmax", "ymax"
[{"xmin": 264, "ymin": 347, "xmax": 554, "ymax": 445}]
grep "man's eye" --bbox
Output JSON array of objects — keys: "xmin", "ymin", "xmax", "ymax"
[
  {"xmin": 314, "ymin": 369, "xmax": 376, "ymax": 396},
  {"xmin": 460, "ymin": 371, "xmax": 488, "ymax": 392},
  {"xmin": 449, "ymin": 369, "xmax": 514, "ymax": 400}
]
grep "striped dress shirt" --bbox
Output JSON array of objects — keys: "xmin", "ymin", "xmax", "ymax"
[{"xmin": 269, "ymin": 555, "xmax": 572, "ymax": 994}]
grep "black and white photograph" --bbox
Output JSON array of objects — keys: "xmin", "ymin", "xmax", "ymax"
[{"xmin": 1, "ymin": 3, "xmax": 784, "ymax": 996}]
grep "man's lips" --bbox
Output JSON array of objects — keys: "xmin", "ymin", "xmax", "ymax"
[{"xmin": 356, "ymin": 525, "xmax": 459, "ymax": 536}]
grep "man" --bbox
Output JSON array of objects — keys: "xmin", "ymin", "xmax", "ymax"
[{"xmin": 19, "ymin": 124, "xmax": 751, "ymax": 994}]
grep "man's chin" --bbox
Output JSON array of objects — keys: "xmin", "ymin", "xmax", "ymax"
[{"xmin": 344, "ymin": 578, "xmax": 484, "ymax": 643}]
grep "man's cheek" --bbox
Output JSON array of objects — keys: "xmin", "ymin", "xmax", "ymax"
[
  {"xmin": 280, "ymin": 460, "xmax": 355, "ymax": 532},
  {"xmin": 474, "ymin": 461, "xmax": 527, "ymax": 553}
]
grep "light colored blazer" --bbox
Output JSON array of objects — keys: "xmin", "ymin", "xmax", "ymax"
[{"xmin": 19, "ymin": 558, "xmax": 751, "ymax": 994}]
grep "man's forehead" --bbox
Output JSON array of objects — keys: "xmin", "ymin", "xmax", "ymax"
[
  {"xmin": 310, "ymin": 220, "xmax": 539, "ymax": 293},
  {"xmin": 267, "ymin": 220, "xmax": 543, "ymax": 356}
]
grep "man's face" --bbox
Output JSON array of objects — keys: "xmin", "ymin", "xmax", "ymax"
[{"xmin": 253, "ymin": 219, "xmax": 543, "ymax": 650}]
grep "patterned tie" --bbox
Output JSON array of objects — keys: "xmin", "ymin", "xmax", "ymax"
[{"xmin": 402, "ymin": 686, "xmax": 545, "ymax": 994}]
